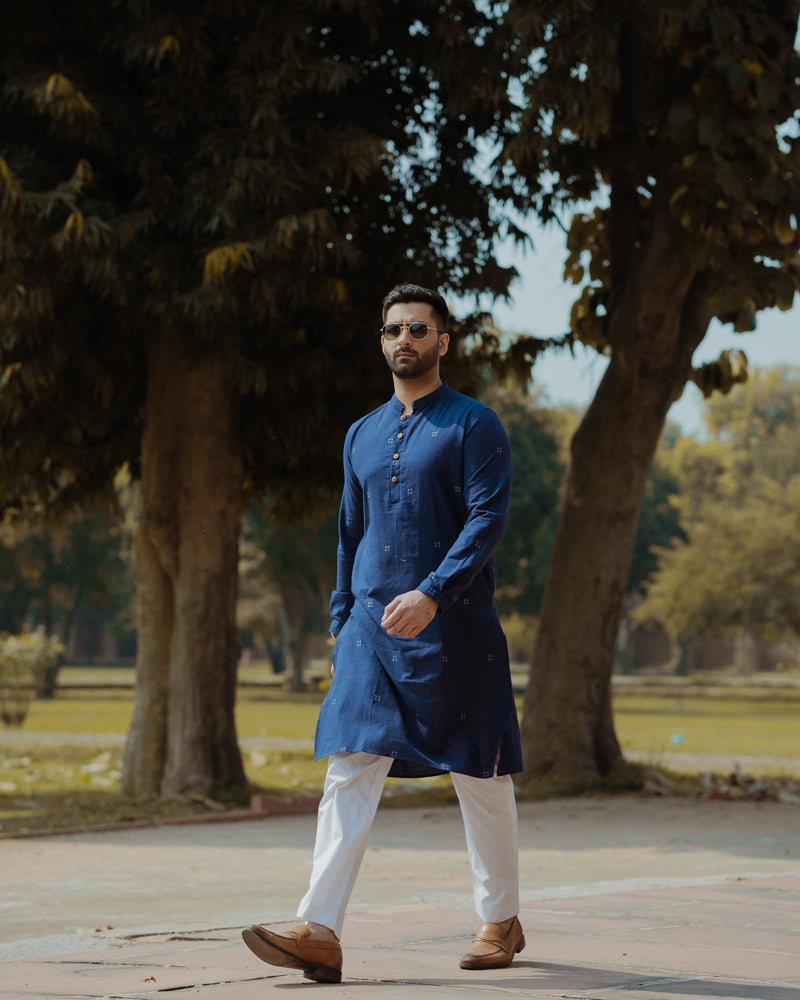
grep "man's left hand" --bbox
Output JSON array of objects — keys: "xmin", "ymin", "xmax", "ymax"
[{"xmin": 381, "ymin": 590, "xmax": 438, "ymax": 638}]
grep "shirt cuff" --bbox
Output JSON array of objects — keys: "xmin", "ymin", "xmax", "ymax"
[
  {"xmin": 329, "ymin": 617, "xmax": 347, "ymax": 636},
  {"xmin": 417, "ymin": 574, "xmax": 443, "ymax": 607}
]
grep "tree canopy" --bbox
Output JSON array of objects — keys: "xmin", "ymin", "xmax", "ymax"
[
  {"xmin": 0, "ymin": 0, "xmax": 521, "ymax": 517},
  {"xmin": 506, "ymin": 0, "xmax": 800, "ymax": 347}
]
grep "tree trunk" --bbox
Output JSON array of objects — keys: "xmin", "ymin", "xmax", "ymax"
[
  {"xmin": 121, "ymin": 338, "xmax": 246, "ymax": 799},
  {"xmin": 670, "ymin": 638, "xmax": 689, "ymax": 677},
  {"xmin": 520, "ymin": 208, "xmax": 710, "ymax": 783},
  {"xmin": 733, "ymin": 631, "xmax": 759, "ymax": 673},
  {"xmin": 614, "ymin": 610, "xmax": 631, "ymax": 677},
  {"xmin": 282, "ymin": 584, "xmax": 308, "ymax": 693},
  {"xmin": 34, "ymin": 590, "xmax": 62, "ymax": 699},
  {"xmin": 288, "ymin": 630, "xmax": 308, "ymax": 694}
]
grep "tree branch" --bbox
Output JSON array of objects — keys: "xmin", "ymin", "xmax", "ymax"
[{"xmin": 608, "ymin": 19, "xmax": 641, "ymax": 303}]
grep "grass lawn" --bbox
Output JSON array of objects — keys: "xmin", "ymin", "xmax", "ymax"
[
  {"xmin": 20, "ymin": 685, "xmax": 800, "ymax": 760},
  {"xmin": 1, "ymin": 675, "xmax": 798, "ymax": 836},
  {"xmin": 613, "ymin": 694, "xmax": 800, "ymax": 762},
  {"xmin": 18, "ymin": 685, "xmax": 324, "ymax": 740}
]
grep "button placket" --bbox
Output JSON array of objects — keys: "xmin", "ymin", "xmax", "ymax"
[{"xmin": 389, "ymin": 421, "xmax": 407, "ymax": 502}]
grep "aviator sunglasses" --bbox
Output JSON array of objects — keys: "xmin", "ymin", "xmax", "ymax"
[{"xmin": 381, "ymin": 321, "xmax": 445, "ymax": 341}]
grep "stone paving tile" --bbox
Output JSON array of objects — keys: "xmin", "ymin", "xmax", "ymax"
[
  {"xmin": 659, "ymin": 900, "xmax": 800, "ymax": 930},
  {"xmin": 525, "ymin": 925, "xmax": 800, "ymax": 983},
  {"xmin": 524, "ymin": 909, "xmax": 691, "ymax": 939},
  {"xmin": 0, "ymin": 959, "xmax": 274, "ymax": 998},
  {"xmin": 566, "ymin": 979, "xmax": 800, "ymax": 1000},
  {"xmin": 554, "ymin": 938, "xmax": 798, "ymax": 983},
  {"xmin": 32, "ymin": 936, "xmax": 248, "ymax": 968},
  {"xmin": 342, "ymin": 906, "xmax": 478, "ymax": 941},
  {"xmin": 654, "ymin": 924, "xmax": 797, "ymax": 951},
  {"xmin": 346, "ymin": 958, "xmax": 659, "ymax": 995}
]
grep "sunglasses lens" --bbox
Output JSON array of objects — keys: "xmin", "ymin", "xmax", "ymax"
[{"xmin": 382, "ymin": 322, "xmax": 433, "ymax": 340}]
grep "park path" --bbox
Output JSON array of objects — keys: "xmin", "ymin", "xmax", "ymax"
[{"xmin": 2, "ymin": 795, "xmax": 799, "ymax": 998}]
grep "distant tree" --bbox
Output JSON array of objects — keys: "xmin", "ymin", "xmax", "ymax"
[
  {"xmin": 505, "ymin": 0, "xmax": 800, "ymax": 781},
  {"xmin": 636, "ymin": 475, "xmax": 800, "ymax": 644},
  {"xmin": 0, "ymin": 523, "xmax": 40, "ymax": 635},
  {"xmin": 240, "ymin": 501, "xmax": 338, "ymax": 693},
  {"xmin": 488, "ymin": 387, "xmax": 564, "ymax": 616},
  {"xmin": 0, "ymin": 2, "xmax": 520, "ymax": 798},
  {"xmin": 627, "ymin": 422, "xmax": 686, "ymax": 595},
  {"xmin": 0, "ymin": 506, "xmax": 132, "ymax": 694},
  {"xmin": 637, "ymin": 367, "xmax": 800, "ymax": 644},
  {"xmin": 702, "ymin": 365, "xmax": 800, "ymax": 485},
  {"xmin": 236, "ymin": 581, "xmax": 287, "ymax": 673}
]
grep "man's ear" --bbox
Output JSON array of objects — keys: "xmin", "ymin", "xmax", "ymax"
[{"xmin": 439, "ymin": 333, "xmax": 450, "ymax": 356}]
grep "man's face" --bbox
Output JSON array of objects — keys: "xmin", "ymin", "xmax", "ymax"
[{"xmin": 381, "ymin": 302, "xmax": 449, "ymax": 380}]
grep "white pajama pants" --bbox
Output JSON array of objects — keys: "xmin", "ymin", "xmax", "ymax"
[{"xmin": 296, "ymin": 751, "xmax": 520, "ymax": 938}]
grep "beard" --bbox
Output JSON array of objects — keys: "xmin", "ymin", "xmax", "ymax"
[{"xmin": 383, "ymin": 339, "xmax": 440, "ymax": 379}]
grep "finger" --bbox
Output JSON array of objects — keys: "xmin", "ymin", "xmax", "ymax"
[
  {"xmin": 382, "ymin": 596, "xmax": 402, "ymax": 617},
  {"xmin": 381, "ymin": 604, "xmax": 405, "ymax": 627},
  {"xmin": 385, "ymin": 616, "xmax": 411, "ymax": 635}
]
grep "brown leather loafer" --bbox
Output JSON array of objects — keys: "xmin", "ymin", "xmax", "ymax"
[
  {"xmin": 242, "ymin": 922, "xmax": 343, "ymax": 983},
  {"xmin": 459, "ymin": 915, "xmax": 525, "ymax": 970}
]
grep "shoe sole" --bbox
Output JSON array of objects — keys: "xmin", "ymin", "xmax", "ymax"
[
  {"xmin": 459, "ymin": 933, "xmax": 526, "ymax": 970},
  {"xmin": 242, "ymin": 927, "xmax": 342, "ymax": 983}
]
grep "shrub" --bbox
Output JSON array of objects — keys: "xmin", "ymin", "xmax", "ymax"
[{"xmin": 0, "ymin": 628, "xmax": 65, "ymax": 726}]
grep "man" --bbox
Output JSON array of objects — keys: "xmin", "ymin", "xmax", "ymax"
[{"xmin": 243, "ymin": 283, "xmax": 524, "ymax": 984}]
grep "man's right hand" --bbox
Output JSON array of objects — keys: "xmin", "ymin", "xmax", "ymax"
[{"xmin": 381, "ymin": 590, "xmax": 438, "ymax": 638}]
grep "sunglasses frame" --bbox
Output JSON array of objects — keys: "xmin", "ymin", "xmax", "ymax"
[{"xmin": 381, "ymin": 322, "xmax": 444, "ymax": 341}]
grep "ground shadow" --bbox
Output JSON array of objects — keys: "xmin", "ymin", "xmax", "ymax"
[{"xmin": 272, "ymin": 960, "xmax": 800, "ymax": 999}]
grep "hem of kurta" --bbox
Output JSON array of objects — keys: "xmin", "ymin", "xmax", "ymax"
[
  {"xmin": 318, "ymin": 746, "xmax": 449, "ymax": 780},
  {"xmin": 313, "ymin": 742, "xmax": 522, "ymax": 780}
]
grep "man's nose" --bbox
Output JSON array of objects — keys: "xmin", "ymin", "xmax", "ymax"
[{"xmin": 396, "ymin": 323, "xmax": 415, "ymax": 345}]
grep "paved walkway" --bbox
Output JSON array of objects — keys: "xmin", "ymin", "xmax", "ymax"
[{"xmin": 2, "ymin": 795, "xmax": 799, "ymax": 999}]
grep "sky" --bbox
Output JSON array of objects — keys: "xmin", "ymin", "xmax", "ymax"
[{"xmin": 481, "ymin": 221, "xmax": 799, "ymax": 436}]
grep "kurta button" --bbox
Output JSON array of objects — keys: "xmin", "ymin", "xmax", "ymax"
[
  {"xmin": 397, "ymin": 432, "xmax": 404, "ymax": 439},
  {"xmin": 400, "ymin": 414, "xmax": 407, "ymax": 421},
  {"xmin": 391, "ymin": 475, "xmax": 398, "ymax": 483},
  {"xmin": 393, "ymin": 453, "xmax": 400, "ymax": 460}
]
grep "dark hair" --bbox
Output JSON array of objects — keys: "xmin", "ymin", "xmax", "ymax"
[{"xmin": 381, "ymin": 283, "xmax": 449, "ymax": 330}]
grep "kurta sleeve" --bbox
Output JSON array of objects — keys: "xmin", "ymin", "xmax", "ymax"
[
  {"xmin": 417, "ymin": 408, "xmax": 512, "ymax": 612},
  {"xmin": 329, "ymin": 430, "xmax": 363, "ymax": 634}
]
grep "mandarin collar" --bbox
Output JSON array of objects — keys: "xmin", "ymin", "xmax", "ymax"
[{"xmin": 392, "ymin": 382, "xmax": 449, "ymax": 414}]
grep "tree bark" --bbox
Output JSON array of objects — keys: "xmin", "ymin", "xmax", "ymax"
[
  {"xmin": 520, "ymin": 207, "xmax": 711, "ymax": 783},
  {"xmin": 121, "ymin": 338, "xmax": 246, "ymax": 798}
]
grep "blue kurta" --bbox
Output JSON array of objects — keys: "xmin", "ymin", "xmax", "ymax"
[{"xmin": 315, "ymin": 382, "xmax": 523, "ymax": 779}]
